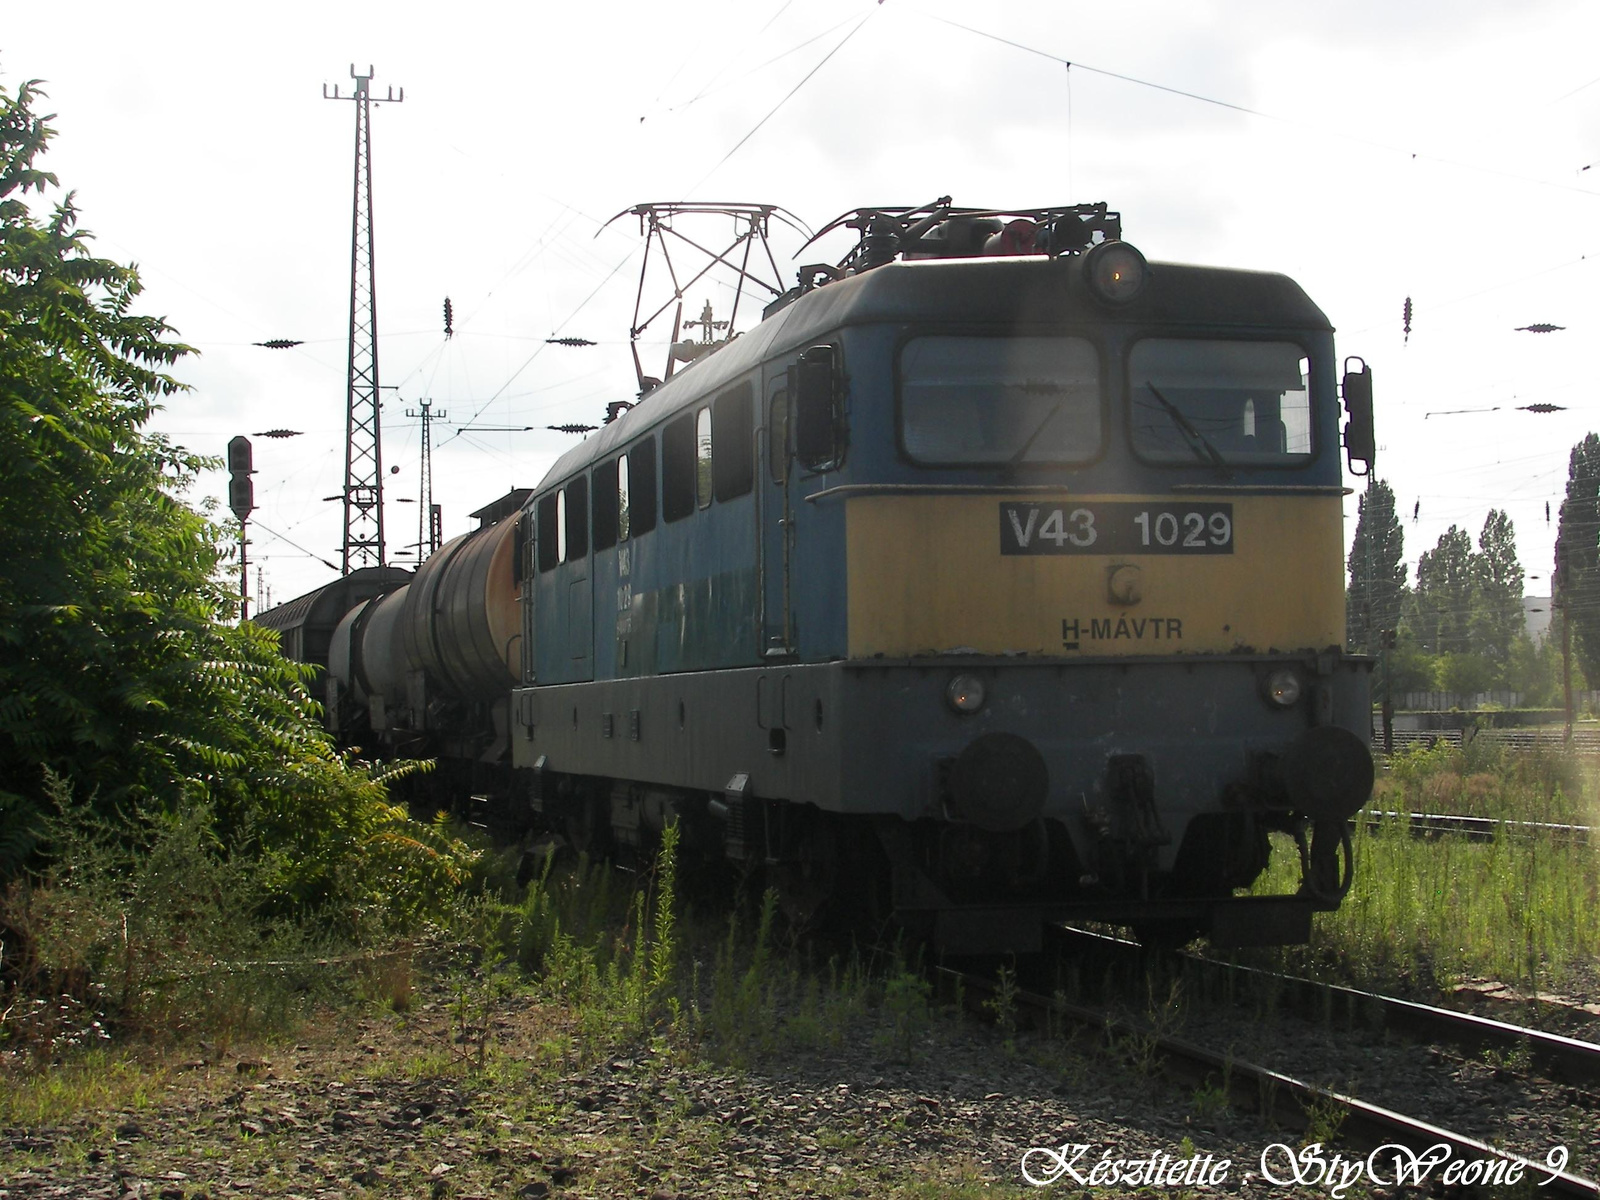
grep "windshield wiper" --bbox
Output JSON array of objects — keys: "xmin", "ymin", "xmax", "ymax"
[
  {"xmin": 1009, "ymin": 398, "xmax": 1064, "ymax": 464},
  {"xmin": 1144, "ymin": 381, "xmax": 1231, "ymax": 475}
]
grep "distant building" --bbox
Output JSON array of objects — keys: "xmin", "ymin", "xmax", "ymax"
[{"xmin": 1524, "ymin": 596, "xmax": 1552, "ymax": 643}]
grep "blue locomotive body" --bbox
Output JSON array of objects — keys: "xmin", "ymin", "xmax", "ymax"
[{"xmin": 508, "ymin": 244, "xmax": 1375, "ymax": 950}]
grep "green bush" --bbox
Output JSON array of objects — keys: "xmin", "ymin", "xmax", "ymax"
[{"xmin": 0, "ymin": 80, "xmax": 481, "ymax": 1050}]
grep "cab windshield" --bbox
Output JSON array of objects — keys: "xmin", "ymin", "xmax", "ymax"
[
  {"xmin": 1129, "ymin": 339, "xmax": 1312, "ymax": 466},
  {"xmin": 899, "ymin": 336, "xmax": 1101, "ymax": 465}
]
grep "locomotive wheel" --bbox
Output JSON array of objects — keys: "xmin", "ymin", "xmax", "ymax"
[
  {"xmin": 563, "ymin": 789, "xmax": 614, "ymax": 861},
  {"xmin": 772, "ymin": 819, "xmax": 841, "ymax": 927}
]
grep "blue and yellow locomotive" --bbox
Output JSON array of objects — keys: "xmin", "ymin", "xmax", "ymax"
[{"xmin": 510, "ymin": 201, "xmax": 1377, "ymax": 951}]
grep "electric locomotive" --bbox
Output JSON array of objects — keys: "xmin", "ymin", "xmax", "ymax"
[{"xmin": 513, "ymin": 201, "xmax": 1377, "ymax": 952}]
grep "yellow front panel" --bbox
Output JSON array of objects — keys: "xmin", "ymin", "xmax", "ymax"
[{"xmin": 846, "ymin": 494, "xmax": 1344, "ymax": 658}]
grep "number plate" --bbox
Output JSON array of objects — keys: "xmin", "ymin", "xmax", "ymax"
[{"xmin": 999, "ymin": 502, "xmax": 1234, "ymax": 555}]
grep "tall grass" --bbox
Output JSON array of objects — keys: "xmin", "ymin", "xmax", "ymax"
[
  {"xmin": 1257, "ymin": 741, "xmax": 1600, "ymax": 995},
  {"xmin": 1374, "ymin": 737, "xmax": 1587, "ymax": 823},
  {"xmin": 497, "ymin": 826, "xmax": 913, "ymax": 1066}
]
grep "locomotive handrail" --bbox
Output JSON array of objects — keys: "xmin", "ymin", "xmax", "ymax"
[
  {"xmin": 802, "ymin": 483, "xmax": 1354, "ymax": 502},
  {"xmin": 1170, "ymin": 483, "xmax": 1353, "ymax": 495},
  {"xmin": 802, "ymin": 482, "xmax": 1081, "ymax": 503}
]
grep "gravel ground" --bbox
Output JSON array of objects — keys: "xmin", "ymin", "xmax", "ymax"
[
  {"xmin": 1170, "ymin": 980, "xmax": 1600, "ymax": 1185},
  {"xmin": 0, "ymin": 967, "xmax": 1430, "ymax": 1200}
]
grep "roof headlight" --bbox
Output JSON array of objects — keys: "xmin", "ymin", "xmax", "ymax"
[
  {"xmin": 946, "ymin": 673, "xmax": 986, "ymax": 714},
  {"xmin": 1083, "ymin": 239, "xmax": 1148, "ymax": 306},
  {"xmin": 1263, "ymin": 668, "xmax": 1303, "ymax": 708}
]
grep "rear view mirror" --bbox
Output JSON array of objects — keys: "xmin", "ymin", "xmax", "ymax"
[
  {"xmin": 792, "ymin": 344, "xmax": 844, "ymax": 470},
  {"xmin": 1341, "ymin": 358, "xmax": 1374, "ymax": 476}
]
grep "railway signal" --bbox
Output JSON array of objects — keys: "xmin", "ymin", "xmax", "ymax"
[
  {"xmin": 228, "ymin": 436, "xmax": 254, "ymax": 522},
  {"xmin": 228, "ymin": 436, "xmax": 255, "ymax": 621}
]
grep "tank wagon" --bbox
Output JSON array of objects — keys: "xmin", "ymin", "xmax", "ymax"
[
  {"xmin": 262, "ymin": 200, "xmax": 1377, "ymax": 952},
  {"xmin": 258, "ymin": 491, "xmax": 529, "ymax": 790},
  {"xmin": 253, "ymin": 564, "xmax": 411, "ymax": 674}
]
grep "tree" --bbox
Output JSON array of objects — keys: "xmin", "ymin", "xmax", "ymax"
[
  {"xmin": 1555, "ymin": 434, "xmax": 1600, "ymax": 689},
  {"xmin": 1508, "ymin": 630, "xmax": 1561, "ymax": 708},
  {"xmin": 0, "ymin": 81, "xmax": 471, "ymax": 917},
  {"xmin": 1412, "ymin": 526, "xmax": 1474, "ymax": 655},
  {"xmin": 0, "ymin": 78, "xmax": 205, "ymax": 837},
  {"xmin": 1346, "ymin": 478, "xmax": 1407, "ymax": 654},
  {"xmin": 1469, "ymin": 508, "xmax": 1524, "ymax": 675}
]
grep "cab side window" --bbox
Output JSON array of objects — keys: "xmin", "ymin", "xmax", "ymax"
[
  {"xmin": 565, "ymin": 475, "xmax": 589, "ymax": 560},
  {"xmin": 536, "ymin": 492, "xmax": 559, "ymax": 572},
  {"xmin": 712, "ymin": 382, "xmax": 753, "ymax": 500},
  {"xmin": 662, "ymin": 414, "xmax": 697, "ymax": 522},
  {"xmin": 630, "ymin": 435, "xmax": 658, "ymax": 533},
  {"xmin": 592, "ymin": 459, "xmax": 619, "ymax": 551},
  {"xmin": 695, "ymin": 407, "xmax": 713, "ymax": 510}
]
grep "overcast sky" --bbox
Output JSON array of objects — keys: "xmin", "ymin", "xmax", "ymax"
[{"xmin": 7, "ymin": 0, "xmax": 1600, "ymax": 606}]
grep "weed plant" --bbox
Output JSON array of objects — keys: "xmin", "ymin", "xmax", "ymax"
[
  {"xmin": 1374, "ymin": 738, "xmax": 1586, "ymax": 823},
  {"xmin": 491, "ymin": 824, "xmax": 940, "ymax": 1071},
  {"xmin": 1252, "ymin": 742, "xmax": 1600, "ymax": 995}
]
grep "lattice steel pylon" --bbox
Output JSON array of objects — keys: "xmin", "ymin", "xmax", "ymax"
[
  {"xmin": 324, "ymin": 64, "xmax": 403, "ymax": 572},
  {"xmin": 406, "ymin": 399, "xmax": 446, "ymax": 560}
]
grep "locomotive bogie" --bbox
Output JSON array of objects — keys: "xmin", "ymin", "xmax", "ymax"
[{"xmin": 511, "ymin": 648, "xmax": 1370, "ymax": 946}]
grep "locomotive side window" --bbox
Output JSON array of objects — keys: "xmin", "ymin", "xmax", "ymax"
[
  {"xmin": 769, "ymin": 390, "xmax": 788, "ymax": 484},
  {"xmin": 592, "ymin": 458, "xmax": 619, "ymax": 551},
  {"xmin": 617, "ymin": 454, "xmax": 630, "ymax": 542},
  {"xmin": 565, "ymin": 475, "xmax": 589, "ymax": 560},
  {"xmin": 555, "ymin": 490, "xmax": 568, "ymax": 564},
  {"xmin": 630, "ymin": 435, "xmax": 658, "ymax": 534},
  {"xmin": 1129, "ymin": 339, "xmax": 1312, "ymax": 465},
  {"xmin": 662, "ymin": 415, "xmax": 696, "ymax": 522},
  {"xmin": 696, "ymin": 407, "xmax": 713, "ymax": 509},
  {"xmin": 712, "ymin": 382, "xmax": 754, "ymax": 501},
  {"xmin": 899, "ymin": 336, "xmax": 1101, "ymax": 465},
  {"xmin": 536, "ymin": 492, "xmax": 559, "ymax": 573}
]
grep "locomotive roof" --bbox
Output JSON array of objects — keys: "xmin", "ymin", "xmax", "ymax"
[{"xmin": 537, "ymin": 255, "xmax": 1331, "ymax": 492}]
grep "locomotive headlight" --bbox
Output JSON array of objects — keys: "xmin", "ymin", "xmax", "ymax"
[
  {"xmin": 946, "ymin": 673, "xmax": 987, "ymax": 714},
  {"xmin": 1263, "ymin": 668, "xmax": 1303, "ymax": 708},
  {"xmin": 1082, "ymin": 239, "xmax": 1149, "ymax": 305}
]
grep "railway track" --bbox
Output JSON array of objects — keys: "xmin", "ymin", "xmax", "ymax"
[
  {"xmin": 1360, "ymin": 809, "xmax": 1592, "ymax": 843},
  {"xmin": 1375, "ymin": 727, "xmax": 1600, "ymax": 754},
  {"xmin": 1054, "ymin": 926, "xmax": 1600, "ymax": 1083},
  {"xmin": 938, "ymin": 951, "xmax": 1600, "ymax": 1195}
]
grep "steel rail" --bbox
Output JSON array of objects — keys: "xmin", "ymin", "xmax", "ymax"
[
  {"xmin": 1360, "ymin": 809, "xmax": 1591, "ymax": 843},
  {"xmin": 937, "ymin": 964, "xmax": 1599, "ymax": 1196},
  {"xmin": 1054, "ymin": 926, "xmax": 1600, "ymax": 1087}
]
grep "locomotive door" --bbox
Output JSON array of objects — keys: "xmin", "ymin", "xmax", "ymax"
[{"xmin": 760, "ymin": 371, "xmax": 794, "ymax": 656}]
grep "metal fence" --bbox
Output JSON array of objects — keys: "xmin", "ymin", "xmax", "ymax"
[{"xmin": 1395, "ymin": 690, "xmax": 1600, "ymax": 711}]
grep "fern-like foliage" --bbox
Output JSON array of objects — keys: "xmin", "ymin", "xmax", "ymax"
[{"xmin": 0, "ymin": 80, "xmax": 477, "ymax": 936}]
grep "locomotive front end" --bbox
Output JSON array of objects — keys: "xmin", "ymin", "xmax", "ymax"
[
  {"xmin": 505, "ymin": 199, "xmax": 1375, "ymax": 956},
  {"xmin": 812, "ymin": 236, "xmax": 1376, "ymax": 950}
]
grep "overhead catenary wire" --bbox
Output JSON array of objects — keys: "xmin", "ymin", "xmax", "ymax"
[
  {"xmin": 442, "ymin": 246, "xmax": 642, "ymax": 445},
  {"xmin": 250, "ymin": 521, "xmax": 341, "ymax": 574},
  {"xmin": 657, "ymin": 11, "xmax": 861, "ymax": 117},
  {"xmin": 924, "ymin": 14, "xmax": 1600, "ymax": 202},
  {"xmin": 683, "ymin": 9, "xmax": 879, "ymax": 195}
]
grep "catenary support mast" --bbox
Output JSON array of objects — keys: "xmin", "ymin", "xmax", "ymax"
[
  {"xmin": 324, "ymin": 64, "xmax": 403, "ymax": 572},
  {"xmin": 406, "ymin": 399, "xmax": 446, "ymax": 560}
]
